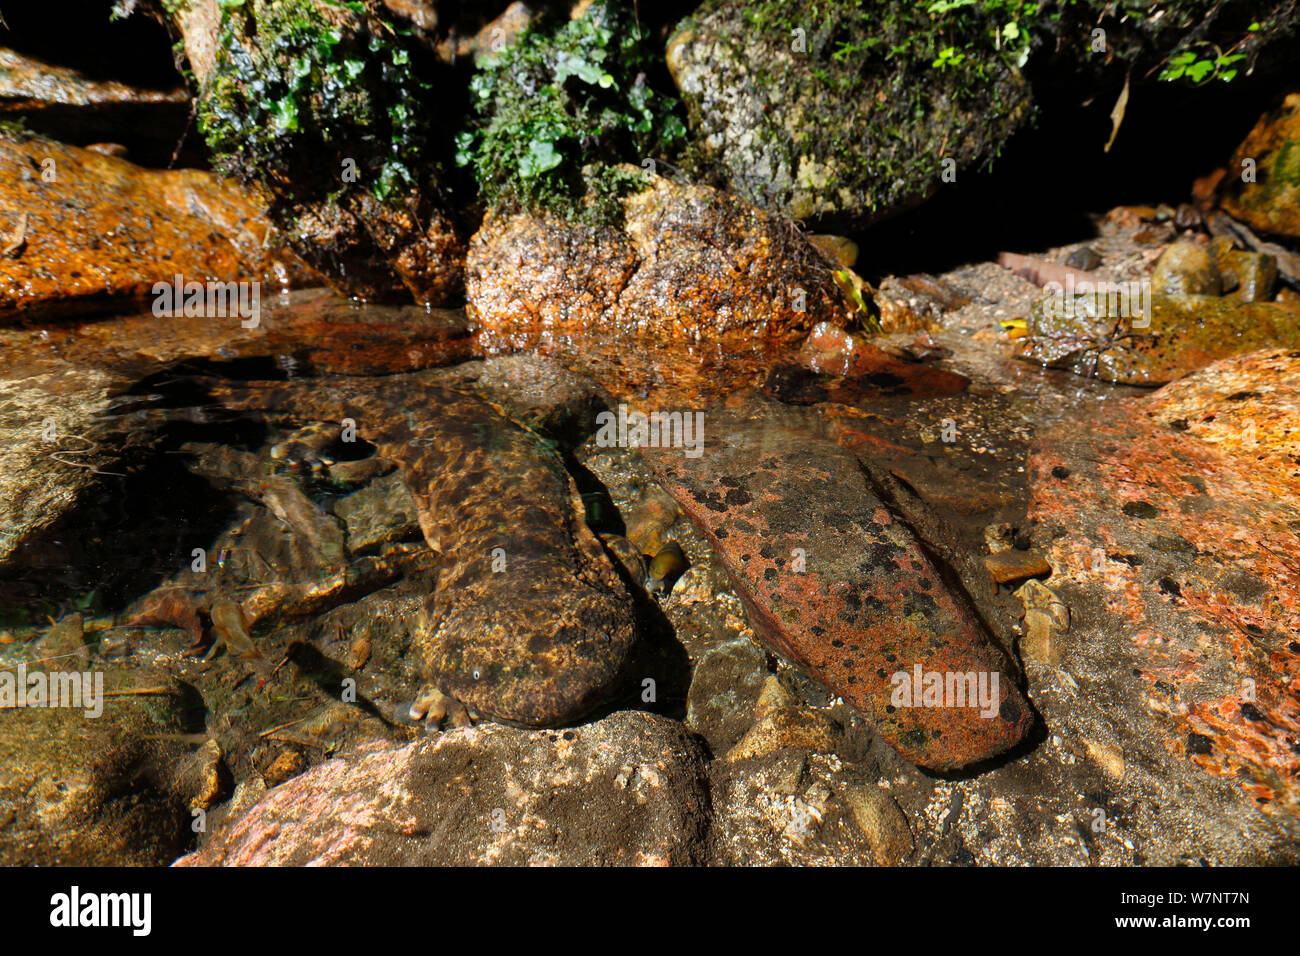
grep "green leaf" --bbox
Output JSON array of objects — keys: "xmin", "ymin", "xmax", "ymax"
[{"xmin": 520, "ymin": 139, "xmax": 563, "ymax": 178}]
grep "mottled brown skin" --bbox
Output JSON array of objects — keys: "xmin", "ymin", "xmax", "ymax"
[{"xmin": 206, "ymin": 373, "xmax": 637, "ymax": 727}]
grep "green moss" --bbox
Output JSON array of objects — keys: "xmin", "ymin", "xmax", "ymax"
[
  {"xmin": 455, "ymin": 1, "xmax": 687, "ymax": 225},
  {"xmin": 197, "ymin": 0, "xmax": 429, "ymax": 205}
]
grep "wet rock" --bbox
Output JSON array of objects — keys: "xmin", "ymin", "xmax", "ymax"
[
  {"xmin": 983, "ymin": 548, "xmax": 1051, "ymax": 586},
  {"xmin": 807, "ymin": 234, "xmax": 859, "ymax": 269},
  {"xmin": 1217, "ymin": 248, "xmax": 1278, "ymax": 303},
  {"xmin": 0, "ymin": 48, "xmax": 190, "ymax": 165},
  {"xmin": 645, "ymin": 400, "xmax": 1032, "ymax": 771},
  {"xmin": 724, "ymin": 703, "xmax": 842, "ymax": 763},
  {"xmin": 1219, "ymin": 92, "xmax": 1300, "ymax": 240},
  {"xmin": 1064, "ymin": 246, "xmax": 1102, "ymax": 271},
  {"xmin": 171, "ymin": 0, "xmax": 465, "ymax": 304},
  {"xmin": 623, "ymin": 486, "xmax": 680, "ymax": 557},
  {"xmin": 842, "ymin": 783, "xmax": 914, "ymax": 865},
  {"xmin": 1150, "ymin": 242, "xmax": 1222, "ymax": 296},
  {"xmin": 467, "ymin": 171, "xmax": 846, "ymax": 405},
  {"xmin": 684, "ymin": 639, "xmax": 770, "ymax": 755},
  {"xmin": 0, "ymin": 130, "xmax": 304, "ymax": 321},
  {"xmin": 1028, "ymin": 348, "xmax": 1300, "ymax": 817},
  {"xmin": 177, "ymin": 711, "xmax": 711, "ymax": 865},
  {"xmin": 334, "ymin": 473, "xmax": 422, "ymax": 557},
  {"xmin": 767, "ymin": 321, "xmax": 969, "ymax": 405},
  {"xmin": 1019, "ymin": 293, "xmax": 1300, "ymax": 385},
  {"xmin": 666, "ymin": 0, "xmax": 1029, "ymax": 227},
  {"xmin": 0, "ymin": 666, "xmax": 203, "ymax": 865},
  {"xmin": 709, "ymin": 750, "xmax": 891, "ymax": 865}
]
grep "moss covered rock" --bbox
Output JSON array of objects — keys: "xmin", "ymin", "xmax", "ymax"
[
  {"xmin": 666, "ymin": 0, "xmax": 1032, "ymax": 227},
  {"xmin": 172, "ymin": 0, "xmax": 465, "ymax": 304},
  {"xmin": 1220, "ymin": 92, "xmax": 1300, "ymax": 241},
  {"xmin": 455, "ymin": 1, "xmax": 687, "ymax": 225}
]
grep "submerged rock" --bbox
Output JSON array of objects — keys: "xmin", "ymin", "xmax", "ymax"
[
  {"xmin": 644, "ymin": 401, "xmax": 1032, "ymax": 772},
  {"xmin": 0, "ymin": 666, "xmax": 205, "ymax": 865},
  {"xmin": 0, "ymin": 130, "xmax": 303, "ymax": 321},
  {"xmin": 176, "ymin": 711, "xmax": 711, "ymax": 865},
  {"xmin": 1028, "ymin": 348, "xmax": 1300, "ymax": 818},
  {"xmin": 467, "ymin": 172, "xmax": 846, "ymax": 405},
  {"xmin": 1018, "ymin": 293, "xmax": 1300, "ymax": 385}
]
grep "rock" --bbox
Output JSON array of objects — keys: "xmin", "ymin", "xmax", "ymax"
[
  {"xmin": 0, "ymin": 130, "xmax": 305, "ymax": 322},
  {"xmin": 724, "ymin": 704, "xmax": 842, "ymax": 762},
  {"xmin": 176, "ymin": 711, "xmax": 711, "ymax": 865},
  {"xmin": 0, "ymin": 48, "xmax": 190, "ymax": 165},
  {"xmin": 842, "ymin": 783, "xmax": 914, "ymax": 865},
  {"xmin": 170, "ymin": 0, "xmax": 465, "ymax": 304},
  {"xmin": 644, "ymin": 400, "xmax": 1033, "ymax": 772},
  {"xmin": 1151, "ymin": 242, "xmax": 1222, "ymax": 296},
  {"xmin": 334, "ymin": 473, "xmax": 422, "ymax": 557},
  {"xmin": 467, "ymin": 172, "xmax": 846, "ymax": 405},
  {"xmin": 709, "ymin": 750, "xmax": 888, "ymax": 865},
  {"xmin": 807, "ymin": 234, "xmax": 858, "ymax": 269},
  {"xmin": 1219, "ymin": 92, "xmax": 1300, "ymax": 240},
  {"xmin": 1028, "ymin": 348, "xmax": 1300, "ymax": 817},
  {"xmin": 684, "ymin": 639, "xmax": 770, "ymax": 755},
  {"xmin": 666, "ymin": 0, "xmax": 1029, "ymax": 227},
  {"xmin": 983, "ymin": 548, "xmax": 1051, "ymax": 586},
  {"xmin": 765, "ymin": 321, "xmax": 969, "ymax": 405},
  {"xmin": 1019, "ymin": 293, "xmax": 1300, "ymax": 385},
  {"xmin": 1064, "ymin": 246, "xmax": 1102, "ymax": 271},
  {"xmin": 623, "ymin": 486, "xmax": 680, "ymax": 557},
  {"xmin": 1217, "ymin": 249, "xmax": 1278, "ymax": 303},
  {"xmin": 0, "ymin": 667, "xmax": 204, "ymax": 865}
]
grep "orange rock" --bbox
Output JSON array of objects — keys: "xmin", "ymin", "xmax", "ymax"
[
  {"xmin": 466, "ymin": 173, "xmax": 848, "ymax": 406},
  {"xmin": 0, "ymin": 130, "xmax": 312, "ymax": 322}
]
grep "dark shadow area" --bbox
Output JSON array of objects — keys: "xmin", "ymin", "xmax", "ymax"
[{"xmin": 854, "ymin": 72, "xmax": 1294, "ymax": 281}]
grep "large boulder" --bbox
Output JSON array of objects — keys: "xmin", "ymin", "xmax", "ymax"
[
  {"xmin": 666, "ymin": 0, "xmax": 1031, "ymax": 227},
  {"xmin": 0, "ymin": 130, "xmax": 304, "ymax": 321},
  {"xmin": 467, "ymin": 172, "xmax": 847, "ymax": 405},
  {"xmin": 170, "ymin": 0, "xmax": 465, "ymax": 304},
  {"xmin": 1219, "ymin": 92, "xmax": 1300, "ymax": 241},
  {"xmin": 1028, "ymin": 348, "xmax": 1300, "ymax": 821}
]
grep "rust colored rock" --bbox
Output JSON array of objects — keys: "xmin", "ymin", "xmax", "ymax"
[
  {"xmin": 0, "ymin": 130, "xmax": 310, "ymax": 321},
  {"xmin": 1219, "ymin": 92, "xmax": 1300, "ymax": 240},
  {"xmin": 1028, "ymin": 348, "xmax": 1300, "ymax": 815},
  {"xmin": 763, "ymin": 321, "xmax": 969, "ymax": 405},
  {"xmin": 643, "ymin": 401, "xmax": 1032, "ymax": 772},
  {"xmin": 983, "ymin": 549, "xmax": 1051, "ymax": 586},
  {"xmin": 467, "ymin": 172, "xmax": 847, "ymax": 406}
]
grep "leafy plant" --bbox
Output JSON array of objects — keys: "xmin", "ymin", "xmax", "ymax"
[{"xmin": 455, "ymin": 1, "xmax": 687, "ymax": 224}]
